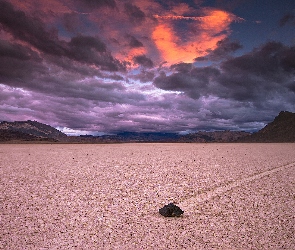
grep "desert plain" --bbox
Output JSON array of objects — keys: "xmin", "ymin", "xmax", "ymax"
[{"xmin": 0, "ymin": 143, "xmax": 295, "ymax": 249}]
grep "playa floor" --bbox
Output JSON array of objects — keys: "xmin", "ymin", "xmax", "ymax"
[{"xmin": 1, "ymin": 143, "xmax": 295, "ymax": 249}]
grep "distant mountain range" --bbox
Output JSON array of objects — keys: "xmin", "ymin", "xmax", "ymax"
[
  {"xmin": 1, "ymin": 111, "xmax": 294, "ymax": 143},
  {"xmin": 179, "ymin": 130, "xmax": 251, "ymax": 143}
]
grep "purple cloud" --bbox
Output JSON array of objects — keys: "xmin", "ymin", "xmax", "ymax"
[
  {"xmin": 124, "ymin": 3, "xmax": 146, "ymax": 24},
  {"xmin": 78, "ymin": 0, "xmax": 117, "ymax": 10},
  {"xmin": 133, "ymin": 55, "xmax": 154, "ymax": 68},
  {"xmin": 0, "ymin": 1, "xmax": 124, "ymax": 71},
  {"xmin": 279, "ymin": 13, "xmax": 295, "ymax": 26},
  {"xmin": 126, "ymin": 35, "xmax": 144, "ymax": 48},
  {"xmin": 201, "ymin": 38, "xmax": 243, "ymax": 61}
]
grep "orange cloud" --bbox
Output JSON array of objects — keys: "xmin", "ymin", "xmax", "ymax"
[
  {"xmin": 199, "ymin": 10, "xmax": 240, "ymax": 30},
  {"xmin": 152, "ymin": 24, "xmax": 193, "ymax": 63},
  {"xmin": 152, "ymin": 9, "xmax": 240, "ymax": 64},
  {"xmin": 125, "ymin": 47, "xmax": 148, "ymax": 66}
]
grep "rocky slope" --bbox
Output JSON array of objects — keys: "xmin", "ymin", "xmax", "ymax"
[
  {"xmin": 240, "ymin": 111, "xmax": 295, "ymax": 142},
  {"xmin": 0, "ymin": 120, "xmax": 66, "ymax": 141}
]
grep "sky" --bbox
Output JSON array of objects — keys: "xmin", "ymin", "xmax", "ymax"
[{"xmin": 0, "ymin": 0, "xmax": 295, "ymax": 135}]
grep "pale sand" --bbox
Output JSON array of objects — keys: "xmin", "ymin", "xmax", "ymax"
[{"xmin": 0, "ymin": 143, "xmax": 294, "ymax": 249}]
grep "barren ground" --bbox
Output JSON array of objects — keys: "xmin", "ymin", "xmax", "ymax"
[{"xmin": 1, "ymin": 143, "xmax": 295, "ymax": 249}]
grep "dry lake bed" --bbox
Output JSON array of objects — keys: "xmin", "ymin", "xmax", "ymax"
[{"xmin": 1, "ymin": 143, "xmax": 295, "ymax": 249}]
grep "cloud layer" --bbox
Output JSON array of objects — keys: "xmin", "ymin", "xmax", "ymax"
[{"xmin": 0, "ymin": 0, "xmax": 294, "ymax": 134}]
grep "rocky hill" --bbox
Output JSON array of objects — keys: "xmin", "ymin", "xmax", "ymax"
[
  {"xmin": 240, "ymin": 111, "xmax": 295, "ymax": 142},
  {"xmin": 0, "ymin": 129, "xmax": 59, "ymax": 142},
  {"xmin": 0, "ymin": 120, "xmax": 67, "ymax": 141}
]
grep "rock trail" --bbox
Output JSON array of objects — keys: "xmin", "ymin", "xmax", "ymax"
[{"xmin": 179, "ymin": 161, "xmax": 295, "ymax": 212}]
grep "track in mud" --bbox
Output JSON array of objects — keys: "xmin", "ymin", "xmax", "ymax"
[{"xmin": 179, "ymin": 161, "xmax": 295, "ymax": 211}]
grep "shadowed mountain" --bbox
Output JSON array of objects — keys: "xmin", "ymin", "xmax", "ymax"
[
  {"xmin": 106, "ymin": 132, "xmax": 180, "ymax": 142},
  {"xmin": 0, "ymin": 129, "xmax": 41, "ymax": 141},
  {"xmin": 0, "ymin": 120, "xmax": 67, "ymax": 141},
  {"xmin": 240, "ymin": 111, "xmax": 295, "ymax": 142},
  {"xmin": 68, "ymin": 130, "xmax": 251, "ymax": 143}
]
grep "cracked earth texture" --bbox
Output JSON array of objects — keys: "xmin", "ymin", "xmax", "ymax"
[{"xmin": 0, "ymin": 143, "xmax": 294, "ymax": 249}]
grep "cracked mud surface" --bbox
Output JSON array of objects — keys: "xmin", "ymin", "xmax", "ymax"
[{"xmin": 1, "ymin": 143, "xmax": 295, "ymax": 249}]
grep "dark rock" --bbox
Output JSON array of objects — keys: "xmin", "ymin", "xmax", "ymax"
[{"xmin": 159, "ymin": 203, "xmax": 184, "ymax": 217}]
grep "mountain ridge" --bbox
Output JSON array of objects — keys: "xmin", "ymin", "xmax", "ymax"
[{"xmin": 1, "ymin": 111, "xmax": 294, "ymax": 142}]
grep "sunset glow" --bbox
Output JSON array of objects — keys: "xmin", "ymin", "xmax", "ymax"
[{"xmin": 152, "ymin": 10, "xmax": 236, "ymax": 64}]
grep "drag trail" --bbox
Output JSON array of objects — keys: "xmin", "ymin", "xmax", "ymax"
[{"xmin": 179, "ymin": 161, "xmax": 295, "ymax": 212}]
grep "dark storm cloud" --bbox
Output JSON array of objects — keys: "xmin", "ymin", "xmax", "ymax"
[
  {"xmin": 279, "ymin": 13, "xmax": 295, "ymax": 26},
  {"xmin": 154, "ymin": 67, "xmax": 220, "ymax": 99},
  {"xmin": 0, "ymin": 42, "xmax": 119, "ymax": 82},
  {"xmin": 0, "ymin": 42, "xmax": 138, "ymax": 106},
  {"xmin": 66, "ymin": 35, "xmax": 123, "ymax": 71},
  {"xmin": 133, "ymin": 55, "xmax": 154, "ymax": 68},
  {"xmin": 127, "ymin": 35, "xmax": 144, "ymax": 48},
  {"xmin": 221, "ymin": 42, "xmax": 295, "ymax": 80},
  {"xmin": 154, "ymin": 72, "xmax": 193, "ymax": 91},
  {"xmin": 56, "ymin": 81, "xmax": 143, "ymax": 104},
  {"xmin": 62, "ymin": 12, "xmax": 83, "ymax": 33},
  {"xmin": 124, "ymin": 3, "xmax": 146, "ymax": 24},
  {"xmin": 78, "ymin": 0, "xmax": 117, "ymax": 9},
  {"xmin": 195, "ymin": 38, "xmax": 242, "ymax": 61},
  {"xmin": 130, "ymin": 70, "xmax": 155, "ymax": 83},
  {"xmin": 7, "ymin": 68, "xmax": 143, "ymax": 105},
  {"xmin": 46, "ymin": 56, "xmax": 102, "ymax": 77},
  {"xmin": 218, "ymin": 42, "xmax": 295, "ymax": 101},
  {"xmin": 170, "ymin": 63, "xmax": 193, "ymax": 73},
  {"xmin": 154, "ymin": 41, "xmax": 295, "ymax": 103},
  {"xmin": 66, "ymin": 35, "xmax": 124, "ymax": 71},
  {"xmin": 0, "ymin": 1, "xmax": 124, "ymax": 71},
  {"xmin": 154, "ymin": 0, "xmax": 196, "ymax": 9},
  {"xmin": 0, "ymin": 40, "xmax": 45, "ymax": 83},
  {"xmin": 69, "ymin": 35, "xmax": 106, "ymax": 52},
  {"xmin": 0, "ymin": 40, "xmax": 40, "ymax": 61},
  {"xmin": 208, "ymin": 38, "xmax": 242, "ymax": 60},
  {"xmin": 0, "ymin": 0, "xmax": 65, "ymax": 55},
  {"xmin": 280, "ymin": 46, "xmax": 295, "ymax": 73},
  {"xmin": 193, "ymin": 56, "xmax": 207, "ymax": 62}
]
